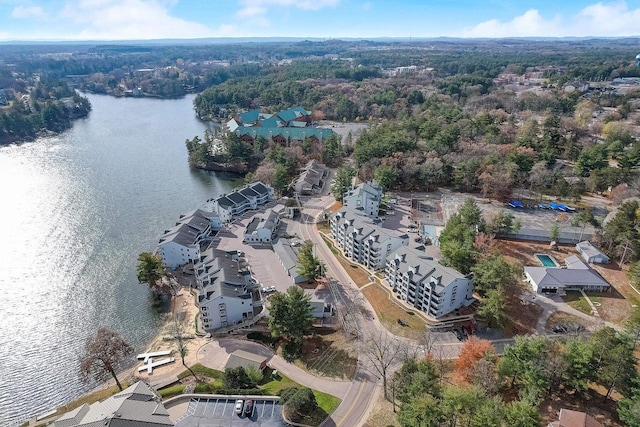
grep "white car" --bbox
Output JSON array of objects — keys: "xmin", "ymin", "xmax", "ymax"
[
  {"xmin": 262, "ymin": 286, "xmax": 277, "ymax": 293},
  {"xmin": 235, "ymin": 400, "xmax": 244, "ymax": 415}
]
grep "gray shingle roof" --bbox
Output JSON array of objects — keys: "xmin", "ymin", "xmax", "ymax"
[
  {"xmin": 198, "ymin": 248, "xmax": 252, "ymax": 302},
  {"xmin": 53, "ymin": 382, "xmax": 173, "ymax": 427},
  {"xmin": 239, "ymin": 186, "xmax": 259, "ymax": 198},
  {"xmin": 524, "ymin": 265, "xmax": 609, "ymax": 288},
  {"xmin": 251, "ymin": 182, "xmax": 270, "ymax": 196},
  {"xmin": 216, "ymin": 196, "xmax": 234, "ymax": 208},
  {"xmin": 387, "ymin": 246, "xmax": 465, "ymax": 292}
]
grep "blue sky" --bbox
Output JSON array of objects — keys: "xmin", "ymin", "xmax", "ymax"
[{"xmin": 0, "ymin": 0, "xmax": 639, "ymax": 41}]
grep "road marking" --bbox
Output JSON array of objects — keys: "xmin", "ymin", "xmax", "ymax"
[{"xmin": 337, "ymin": 379, "xmax": 367, "ymax": 427}]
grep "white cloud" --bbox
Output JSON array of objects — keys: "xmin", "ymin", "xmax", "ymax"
[
  {"xmin": 575, "ymin": 1, "xmax": 640, "ymax": 36},
  {"xmin": 236, "ymin": 0, "xmax": 340, "ymax": 18},
  {"xmin": 57, "ymin": 0, "xmax": 215, "ymax": 40},
  {"xmin": 11, "ymin": 5, "xmax": 46, "ymax": 19},
  {"xmin": 460, "ymin": 9, "xmax": 562, "ymax": 38},
  {"xmin": 460, "ymin": 1, "xmax": 640, "ymax": 38}
]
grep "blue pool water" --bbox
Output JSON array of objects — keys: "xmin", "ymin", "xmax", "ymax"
[{"xmin": 535, "ymin": 253, "xmax": 558, "ymax": 267}]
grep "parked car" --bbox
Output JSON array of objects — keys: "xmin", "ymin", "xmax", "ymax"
[
  {"xmin": 397, "ymin": 318, "xmax": 408, "ymax": 327},
  {"xmin": 244, "ymin": 399, "xmax": 254, "ymax": 416},
  {"xmin": 262, "ymin": 285, "xmax": 277, "ymax": 293},
  {"xmin": 235, "ymin": 400, "xmax": 244, "ymax": 415},
  {"xmin": 553, "ymin": 325, "xmax": 566, "ymax": 333}
]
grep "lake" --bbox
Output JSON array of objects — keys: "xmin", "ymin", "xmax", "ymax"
[{"xmin": 0, "ymin": 93, "xmax": 241, "ymax": 425}]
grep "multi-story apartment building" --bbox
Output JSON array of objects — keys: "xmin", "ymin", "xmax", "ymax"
[
  {"xmin": 196, "ymin": 248, "xmax": 262, "ymax": 331},
  {"xmin": 342, "ymin": 180, "xmax": 383, "ymax": 218},
  {"xmin": 212, "ymin": 181, "xmax": 274, "ymax": 223},
  {"xmin": 385, "ymin": 246, "xmax": 474, "ymax": 319},
  {"xmin": 330, "ymin": 207, "xmax": 408, "ymax": 270},
  {"xmin": 157, "ymin": 209, "xmax": 221, "ymax": 268}
]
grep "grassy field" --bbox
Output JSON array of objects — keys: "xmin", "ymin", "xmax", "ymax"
[
  {"xmin": 362, "ymin": 283, "xmax": 427, "ymax": 335},
  {"xmin": 319, "ymin": 233, "xmax": 372, "ymax": 287}
]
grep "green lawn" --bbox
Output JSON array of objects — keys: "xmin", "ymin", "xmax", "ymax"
[
  {"xmin": 563, "ymin": 291, "xmax": 592, "ymax": 314},
  {"xmin": 158, "ymin": 384, "xmax": 186, "ymax": 399},
  {"xmin": 260, "ymin": 368, "xmax": 299, "ymax": 395},
  {"xmin": 178, "ymin": 363, "xmax": 224, "ymax": 380},
  {"xmin": 322, "ymin": 236, "xmax": 339, "ymax": 255},
  {"xmin": 261, "ymin": 369, "xmax": 342, "ymax": 426},
  {"xmin": 313, "ymin": 390, "xmax": 341, "ymax": 415}
]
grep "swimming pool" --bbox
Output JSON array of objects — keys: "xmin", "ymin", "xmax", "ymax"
[{"xmin": 535, "ymin": 253, "xmax": 559, "ymax": 267}]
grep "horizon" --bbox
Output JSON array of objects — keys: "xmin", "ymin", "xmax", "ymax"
[{"xmin": 1, "ymin": 1, "xmax": 640, "ymax": 42}]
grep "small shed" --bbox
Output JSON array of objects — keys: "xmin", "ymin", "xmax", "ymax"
[
  {"xmin": 225, "ymin": 349, "xmax": 268, "ymax": 371},
  {"xmin": 576, "ymin": 241, "xmax": 610, "ymax": 264}
]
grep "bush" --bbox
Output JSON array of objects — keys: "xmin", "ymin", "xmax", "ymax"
[
  {"xmin": 247, "ymin": 331, "xmax": 276, "ymax": 345},
  {"xmin": 283, "ymin": 387, "xmax": 318, "ymax": 423},
  {"xmin": 223, "ymin": 366, "xmax": 251, "ymax": 389},
  {"xmin": 193, "ymin": 382, "xmax": 265, "ymax": 395},
  {"xmin": 279, "ymin": 386, "xmax": 301, "ymax": 403},
  {"xmin": 158, "ymin": 384, "xmax": 185, "ymax": 399},
  {"xmin": 283, "ymin": 341, "xmax": 301, "ymax": 362},
  {"xmin": 246, "ymin": 365, "xmax": 263, "ymax": 387}
]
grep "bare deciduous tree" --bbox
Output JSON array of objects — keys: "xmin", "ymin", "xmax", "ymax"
[
  {"xmin": 79, "ymin": 327, "xmax": 133, "ymax": 391},
  {"xmin": 361, "ymin": 329, "xmax": 406, "ymax": 399},
  {"xmin": 170, "ymin": 313, "xmax": 198, "ymax": 381}
]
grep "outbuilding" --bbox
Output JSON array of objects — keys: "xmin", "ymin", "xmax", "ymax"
[
  {"xmin": 576, "ymin": 240, "xmax": 610, "ymax": 264},
  {"xmin": 225, "ymin": 349, "xmax": 268, "ymax": 372}
]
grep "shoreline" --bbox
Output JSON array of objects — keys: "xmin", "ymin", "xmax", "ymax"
[{"xmin": 75, "ymin": 279, "xmax": 201, "ymax": 407}]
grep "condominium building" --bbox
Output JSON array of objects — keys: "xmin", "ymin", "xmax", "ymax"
[
  {"xmin": 343, "ymin": 180, "xmax": 383, "ymax": 218},
  {"xmin": 157, "ymin": 209, "xmax": 221, "ymax": 268},
  {"xmin": 212, "ymin": 181, "xmax": 274, "ymax": 223},
  {"xmin": 330, "ymin": 207, "xmax": 408, "ymax": 270},
  {"xmin": 196, "ymin": 248, "xmax": 262, "ymax": 330},
  {"xmin": 243, "ymin": 208, "xmax": 280, "ymax": 244},
  {"xmin": 385, "ymin": 246, "xmax": 474, "ymax": 318}
]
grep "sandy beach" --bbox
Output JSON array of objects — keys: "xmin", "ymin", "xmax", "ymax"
[{"xmin": 87, "ymin": 278, "xmax": 207, "ymax": 394}]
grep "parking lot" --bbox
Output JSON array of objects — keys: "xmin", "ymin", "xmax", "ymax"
[{"xmin": 175, "ymin": 397, "xmax": 286, "ymax": 427}]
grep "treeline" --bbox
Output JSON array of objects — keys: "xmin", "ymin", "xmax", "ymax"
[
  {"xmin": 394, "ymin": 326, "xmax": 640, "ymax": 426},
  {"xmin": 0, "ymin": 80, "xmax": 91, "ymax": 144},
  {"xmin": 353, "ymin": 91, "xmax": 640, "ymax": 200},
  {"xmin": 185, "ymin": 131, "xmax": 345, "ymax": 194}
]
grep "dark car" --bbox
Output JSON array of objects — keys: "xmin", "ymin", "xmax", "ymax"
[
  {"xmin": 553, "ymin": 325, "xmax": 567, "ymax": 333},
  {"xmin": 244, "ymin": 399, "xmax": 254, "ymax": 416}
]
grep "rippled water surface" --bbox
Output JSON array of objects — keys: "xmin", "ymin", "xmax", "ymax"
[{"xmin": 0, "ymin": 94, "xmax": 240, "ymax": 425}]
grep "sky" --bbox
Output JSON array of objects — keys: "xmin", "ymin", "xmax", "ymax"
[{"xmin": 1, "ymin": 0, "xmax": 640, "ymax": 41}]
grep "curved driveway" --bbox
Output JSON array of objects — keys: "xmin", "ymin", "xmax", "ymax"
[{"xmin": 197, "ymin": 338, "xmax": 351, "ymax": 399}]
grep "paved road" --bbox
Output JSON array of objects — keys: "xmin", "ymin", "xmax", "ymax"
[{"xmin": 296, "ymin": 198, "xmax": 387, "ymax": 427}]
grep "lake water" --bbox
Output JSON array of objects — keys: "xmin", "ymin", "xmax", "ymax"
[{"xmin": 0, "ymin": 93, "xmax": 240, "ymax": 425}]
